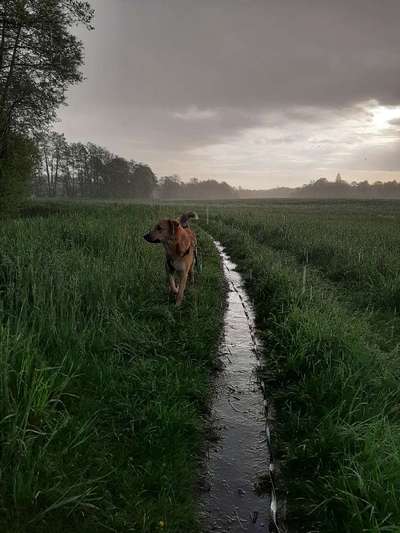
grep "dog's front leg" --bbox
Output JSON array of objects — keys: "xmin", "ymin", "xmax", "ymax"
[
  {"xmin": 166, "ymin": 261, "xmax": 178, "ymax": 295},
  {"xmin": 168, "ymin": 274, "xmax": 178, "ymax": 295},
  {"xmin": 176, "ymin": 270, "xmax": 189, "ymax": 305}
]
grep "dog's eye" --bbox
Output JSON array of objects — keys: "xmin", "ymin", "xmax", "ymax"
[{"xmin": 156, "ymin": 225, "xmax": 161, "ymax": 231}]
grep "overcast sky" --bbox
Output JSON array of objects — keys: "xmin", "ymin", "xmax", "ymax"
[{"xmin": 57, "ymin": 0, "xmax": 400, "ymax": 189}]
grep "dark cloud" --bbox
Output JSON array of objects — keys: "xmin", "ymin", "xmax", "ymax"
[
  {"xmin": 58, "ymin": 0, "xmax": 400, "ymax": 185},
  {"xmin": 71, "ymin": 0, "xmax": 400, "ymax": 108}
]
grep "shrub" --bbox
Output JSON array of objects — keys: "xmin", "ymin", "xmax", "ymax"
[{"xmin": 0, "ymin": 135, "xmax": 37, "ymax": 217}]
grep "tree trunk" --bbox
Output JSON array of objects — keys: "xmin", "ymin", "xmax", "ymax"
[
  {"xmin": 44, "ymin": 148, "xmax": 52, "ymax": 196},
  {"xmin": 0, "ymin": 22, "xmax": 22, "ymax": 154},
  {"xmin": 0, "ymin": 14, "xmax": 7, "ymax": 71}
]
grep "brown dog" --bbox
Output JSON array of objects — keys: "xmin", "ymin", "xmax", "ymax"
[{"xmin": 144, "ymin": 212, "xmax": 198, "ymax": 305}]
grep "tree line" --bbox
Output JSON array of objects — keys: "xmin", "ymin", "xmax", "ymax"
[
  {"xmin": 32, "ymin": 132, "xmax": 157, "ymax": 198},
  {"xmin": 294, "ymin": 176, "xmax": 400, "ymax": 199},
  {"xmin": 238, "ymin": 175, "xmax": 400, "ymax": 200},
  {"xmin": 156, "ymin": 175, "xmax": 238, "ymax": 200},
  {"xmin": 30, "ymin": 141, "xmax": 400, "ymax": 201},
  {"xmin": 31, "ymin": 132, "xmax": 239, "ymax": 200}
]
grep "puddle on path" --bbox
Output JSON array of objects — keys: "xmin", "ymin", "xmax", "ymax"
[{"xmin": 201, "ymin": 242, "xmax": 279, "ymax": 533}]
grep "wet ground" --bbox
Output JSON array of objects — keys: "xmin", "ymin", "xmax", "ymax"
[{"xmin": 201, "ymin": 242, "xmax": 278, "ymax": 532}]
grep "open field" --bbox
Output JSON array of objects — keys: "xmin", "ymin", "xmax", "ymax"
[
  {"xmin": 2, "ymin": 199, "xmax": 400, "ymax": 533},
  {"xmin": 0, "ymin": 204, "xmax": 224, "ymax": 532},
  {"xmin": 206, "ymin": 199, "xmax": 400, "ymax": 532}
]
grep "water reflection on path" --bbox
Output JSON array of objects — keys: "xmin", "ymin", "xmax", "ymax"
[{"xmin": 201, "ymin": 242, "xmax": 277, "ymax": 532}]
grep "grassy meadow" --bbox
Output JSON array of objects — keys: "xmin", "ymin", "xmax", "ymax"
[
  {"xmin": 2, "ymin": 199, "xmax": 400, "ymax": 533},
  {"xmin": 205, "ymin": 199, "xmax": 400, "ymax": 532},
  {"xmin": 0, "ymin": 203, "xmax": 224, "ymax": 532}
]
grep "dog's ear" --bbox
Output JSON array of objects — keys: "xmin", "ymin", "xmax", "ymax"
[{"xmin": 168, "ymin": 219, "xmax": 180, "ymax": 236}]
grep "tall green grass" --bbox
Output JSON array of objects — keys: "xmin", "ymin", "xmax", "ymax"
[
  {"xmin": 0, "ymin": 204, "xmax": 224, "ymax": 532},
  {"xmin": 209, "ymin": 200, "xmax": 400, "ymax": 313},
  {"xmin": 208, "ymin": 215, "xmax": 400, "ymax": 533}
]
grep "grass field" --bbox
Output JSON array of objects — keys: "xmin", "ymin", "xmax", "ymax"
[
  {"xmin": 205, "ymin": 199, "xmax": 400, "ymax": 532},
  {"xmin": 0, "ymin": 204, "xmax": 224, "ymax": 532},
  {"xmin": 2, "ymin": 199, "xmax": 400, "ymax": 533}
]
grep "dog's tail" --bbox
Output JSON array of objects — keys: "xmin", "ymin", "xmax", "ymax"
[{"xmin": 179, "ymin": 211, "xmax": 199, "ymax": 228}]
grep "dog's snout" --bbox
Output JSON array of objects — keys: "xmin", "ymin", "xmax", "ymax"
[{"xmin": 144, "ymin": 233, "xmax": 161, "ymax": 244}]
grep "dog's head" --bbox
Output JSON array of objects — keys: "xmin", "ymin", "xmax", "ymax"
[{"xmin": 144, "ymin": 219, "xmax": 180, "ymax": 244}]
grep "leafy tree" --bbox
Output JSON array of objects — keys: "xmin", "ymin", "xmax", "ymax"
[
  {"xmin": 63, "ymin": 141, "xmax": 88, "ymax": 197},
  {"xmin": 38, "ymin": 131, "xmax": 67, "ymax": 196},
  {"xmin": 103, "ymin": 156, "xmax": 130, "ymax": 197},
  {"xmin": 0, "ymin": 0, "xmax": 93, "ymax": 152},
  {"xmin": 158, "ymin": 175, "xmax": 183, "ymax": 199},
  {"xmin": 86, "ymin": 142, "xmax": 112, "ymax": 197},
  {"xmin": 0, "ymin": 0, "xmax": 94, "ymax": 210},
  {"xmin": 158, "ymin": 175, "xmax": 238, "ymax": 200},
  {"xmin": 129, "ymin": 161, "xmax": 156, "ymax": 198},
  {"xmin": 33, "ymin": 134, "xmax": 160, "ymax": 200}
]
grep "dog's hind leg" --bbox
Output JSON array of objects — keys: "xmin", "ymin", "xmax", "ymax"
[{"xmin": 188, "ymin": 260, "xmax": 195, "ymax": 284}]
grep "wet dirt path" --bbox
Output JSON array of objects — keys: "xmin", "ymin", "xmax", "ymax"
[{"xmin": 201, "ymin": 242, "xmax": 278, "ymax": 532}]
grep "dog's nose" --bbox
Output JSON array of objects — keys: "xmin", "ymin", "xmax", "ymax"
[{"xmin": 144, "ymin": 233, "xmax": 151, "ymax": 242}]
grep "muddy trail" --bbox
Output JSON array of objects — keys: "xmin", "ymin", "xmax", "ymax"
[{"xmin": 201, "ymin": 242, "xmax": 280, "ymax": 532}]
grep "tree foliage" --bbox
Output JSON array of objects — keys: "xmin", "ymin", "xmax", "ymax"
[
  {"xmin": 239, "ymin": 177, "xmax": 400, "ymax": 200},
  {"xmin": 0, "ymin": 0, "xmax": 93, "ymax": 152},
  {"xmin": 0, "ymin": 132, "xmax": 36, "ymax": 215},
  {"xmin": 158, "ymin": 175, "xmax": 238, "ymax": 200},
  {"xmin": 0, "ymin": 0, "xmax": 93, "ymax": 212},
  {"xmin": 33, "ymin": 131, "xmax": 158, "ymax": 199},
  {"xmin": 296, "ymin": 177, "xmax": 400, "ymax": 199},
  {"xmin": 32, "ymin": 133, "xmax": 241, "ymax": 200}
]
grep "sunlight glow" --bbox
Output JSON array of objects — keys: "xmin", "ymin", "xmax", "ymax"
[{"xmin": 370, "ymin": 104, "xmax": 400, "ymax": 130}]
